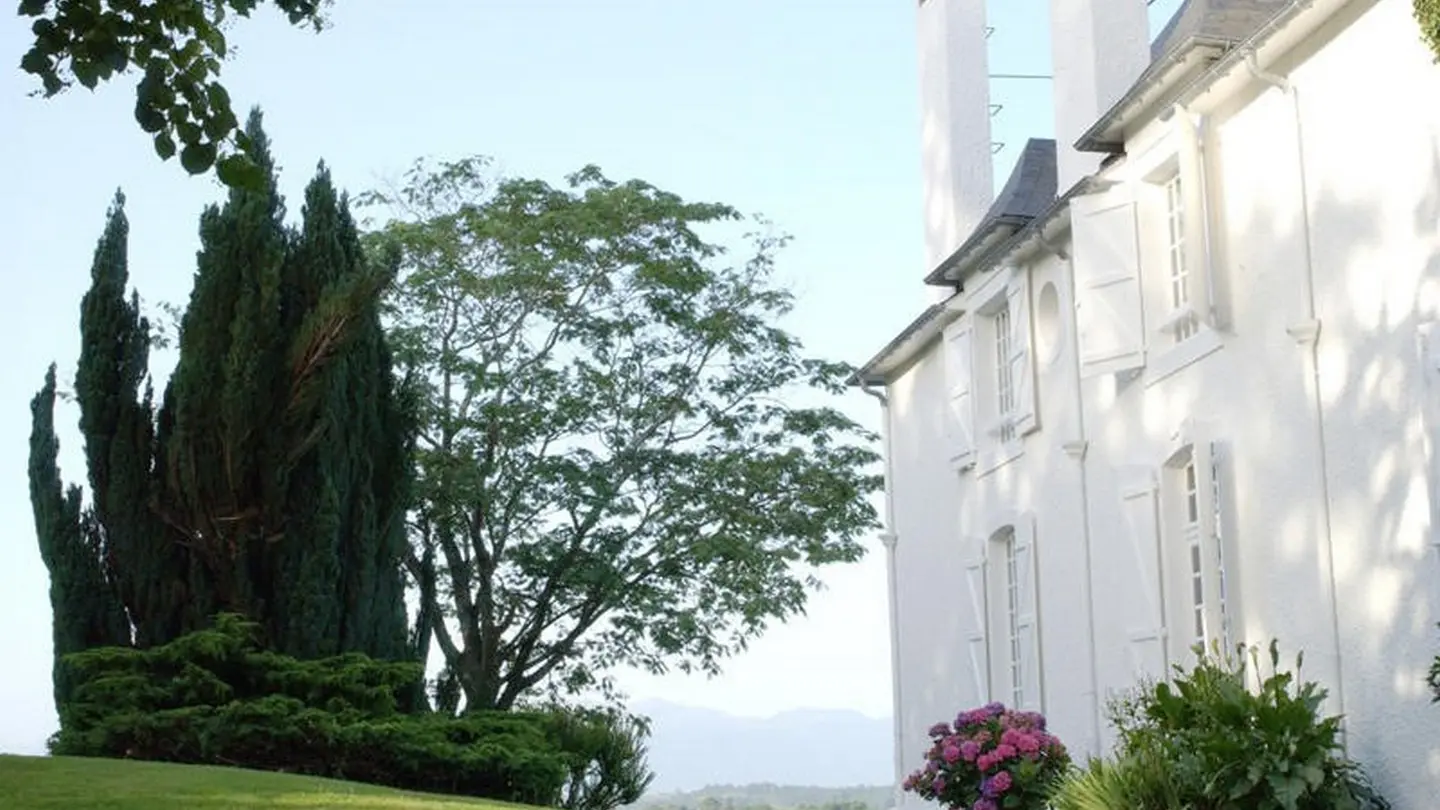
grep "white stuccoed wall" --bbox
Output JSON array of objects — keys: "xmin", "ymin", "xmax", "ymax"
[
  {"xmin": 1073, "ymin": 1, "xmax": 1440, "ymax": 805},
  {"xmin": 1048, "ymin": 0, "xmax": 1150, "ymax": 189},
  {"xmin": 892, "ymin": 1, "xmax": 1440, "ymax": 808},
  {"xmin": 884, "ymin": 335, "xmax": 968, "ymax": 804},
  {"xmin": 915, "ymin": 0, "xmax": 994, "ymax": 299},
  {"xmin": 1259, "ymin": 1, "xmax": 1440, "ymax": 803},
  {"xmin": 888, "ymin": 248, "xmax": 1103, "ymax": 805}
]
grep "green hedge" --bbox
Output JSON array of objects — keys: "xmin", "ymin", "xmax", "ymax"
[{"xmin": 50, "ymin": 614, "xmax": 569, "ymax": 804}]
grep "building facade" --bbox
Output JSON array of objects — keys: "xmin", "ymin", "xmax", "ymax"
[{"xmin": 857, "ymin": 1, "xmax": 1440, "ymax": 807}]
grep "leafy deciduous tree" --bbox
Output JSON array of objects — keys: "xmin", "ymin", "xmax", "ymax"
[
  {"xmin": 17, "ymin": 0, "xmax": 330, "ymax": 185},
  {"xmin": 362, "ymin": 157, "xmax": 882, "ymax": 713}
]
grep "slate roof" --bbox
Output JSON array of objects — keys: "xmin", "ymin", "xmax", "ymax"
[
  {"xmin": 923, "ymin": 138, "xmax": 1057, "ymax": 285},
  {"xmin": 992, "ymin": 137, "xmax": 1058, "ymax": 222},
  {"xmin": 1151, "ymin": 0, "xmax": 1293, "ymax": 61}
]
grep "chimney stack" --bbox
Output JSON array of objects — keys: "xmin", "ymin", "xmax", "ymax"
[
  {"xmin": 1049, "ymin": 0, "xmax": 1151, "ymax": 189},
  {"xmin": 916, "ymin": 0, "xmax": 995, "ymax": 296}
]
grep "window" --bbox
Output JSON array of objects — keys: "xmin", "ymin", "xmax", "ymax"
[
  {"xmin": 1209, "ymin": 449, "xmax": 1232, "ymax": 651},
  {"xmin": 1163, "ymin": 173, "xmax": 1197, "ymax": 343},
  {"xmin": 1004, "ymin": 533, "xmax": 1024, "ymax": 707},
  {"xmin": 1181, "ymin": 457, "xmax": 1205, "ymax": 646},
  {"xmin": 1164, "ymin": 442, "xmax": 1231, "ymax": 659},
  {"xmin": 968, "ymin": 267, "xmax": 1037, "ymax": 469},
  {"xmin": 987, "ymin": 523, "xmax": 1040, "ymax": 710},
  {"xmin": 994, "ymin": 303, "xmax": 1016, "ymax": 444}
]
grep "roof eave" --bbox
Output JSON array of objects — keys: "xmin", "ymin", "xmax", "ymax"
[
  {"xmin": 1075, "ymin": 39, "xmax": 1234, "ymax": 154},
  {"xmin": 922, "ymin": 217, "xmax": 1029, "ymax": 286},
  {"xmin": 847, "ymin": 295, "xmax": 963, "ymax": 387},
  {"xmin": 851, "ymin": 178, "xmax": 1106, "ymax": 388}
]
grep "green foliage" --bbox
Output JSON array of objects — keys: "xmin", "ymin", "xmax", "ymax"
[
  {"xmin": 51, "ymin": 615, "xmax": 577, "ymax": 805},
  {"xmin": 1416, "ymin": 1, "xmax": 1440, "ymax": 62},
  {"xmin": 28, "ymin": 364, "xmax": 130, "ymax": 711},
  {"xmin": 361, "ymin": 156, "xmax": 882, "ymax": 712},
  {"xmin": 1079, "ymin": 641, "xmax": 1390, "ymax": 810},
  {"xmin": 1051, "ymin": 753, "xmax": 1180, "ymax": 810},
  {"xmin": 28, "ymin": 111, "xmax": 416, "ymax": 712},
  {"xmin": 17, "ymin": 0, "xmax": 329, "ymax": 186},
  {"xmin": 154, "ymin": 109, "xmax": 414, "ymax": 660},
  {"xmin": 546, "ymin": 707, "xmax": 656, "ymax": 810}
]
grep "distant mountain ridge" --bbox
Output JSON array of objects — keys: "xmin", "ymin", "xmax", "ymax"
[
  {"xmin": 629, "ymin": 783, "xmax": 894, "ymax": 810},
  {"xmin": 630, "ymin": 699, "xmax": 894, "ymax": 792}
]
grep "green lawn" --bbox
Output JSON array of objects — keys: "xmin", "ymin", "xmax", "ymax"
[{"xmin": 0, "ymin": 755, "xmax": 533, "ymax": 809}]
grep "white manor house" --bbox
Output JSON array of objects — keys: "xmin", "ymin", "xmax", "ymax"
[{"xmin": 854, "ymin": 0, "xmax": 1440, "ymax": 807}]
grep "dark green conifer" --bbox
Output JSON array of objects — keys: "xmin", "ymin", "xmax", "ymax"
[
  {"xmin": 72, "ymin": 192, "xmax": 187, "ymax": 646},
  {"xmin": 29, "ymin": 112, "xmax": 418, "ymax": 724},
  {"xmin": 29, "ymin": 366, "xmax": 131, "ymax": 710}
]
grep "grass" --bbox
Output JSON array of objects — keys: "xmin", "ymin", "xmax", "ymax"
[{"xmin": 0, "ymin": 755, "xmax": 533, "ymax": 809}]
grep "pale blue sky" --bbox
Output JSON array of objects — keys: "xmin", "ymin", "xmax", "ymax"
[{"xmin": 0, "ymin": 0, "xmax": 1181, "ymax": 755}]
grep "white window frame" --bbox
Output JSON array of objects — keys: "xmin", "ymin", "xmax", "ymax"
[
  {"xmin": 993, "ymin": 302, "xmax": 1017, "ymax": 445},
  {"xmin": 1161, "ymin": 432, "xmax": 1232, "ymax": 662},
  {"xmin": 984, "ymin": 516, "xmax": 1042, "ymax": 711},
  {"xmin": 966, "ymin": 266, "xmax": 1037, "ymax": 475},
  {"xmin": 1162, "ymin": 171, "xmax": 1198, "ymax": 344},
  {"xmin": 1130, "ymin": 124, "xmax": 1224, "ymax": 386}
]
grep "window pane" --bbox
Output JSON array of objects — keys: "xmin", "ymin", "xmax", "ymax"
[{"xmin": 994, "ymin": 305, "xmax": 1015, "ymax": 443}]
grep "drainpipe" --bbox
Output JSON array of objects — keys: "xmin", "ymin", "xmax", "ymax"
[
  {"xmin": 861, "ymin": 381, "xmax": 906, "ymax": 808},
  {"xmin": 1244, "ymin": 49, "xmax": 1348, "ymax": 740},
  {"xmin": 1051, "ymin": 215, "xmax": 1105, "ymax": 758}
]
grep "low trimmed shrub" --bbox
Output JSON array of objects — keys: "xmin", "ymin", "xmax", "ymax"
[{"xmin": 49, "ymin": 614, "xmax": 572, "ymax": 805}]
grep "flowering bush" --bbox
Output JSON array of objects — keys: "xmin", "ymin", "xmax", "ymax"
[{"xmin": 902, "ymin": 702, "xmax": 1069, "ymax": 810}]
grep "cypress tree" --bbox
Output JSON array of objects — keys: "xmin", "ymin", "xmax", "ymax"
[
  {"xmin": 72, "ymin": 192, "xmax": 188, "ymax": 647},
  {"xmin": 30, "ymin": 111, "xmax": 417, "ymax": 724},
  {"xmin": 157, "ymin": 111, "xmax": 288, "ymax": 627},
  {"xmin": 270, "ymin": 167, "xmax": 413, "ymax": 659},
  {"xmin": 154, "ymin": 110, "xmax": 413, "ymax": 661},
  {"xmin": 28, "ymin": 365, "xmax": 130, "ymax": 710}
]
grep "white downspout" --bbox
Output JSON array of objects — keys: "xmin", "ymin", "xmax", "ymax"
[
  {"xmin": 1244, "ymin": 49, "xmax": 1348, "ymax": 738},
  {"xmin": 1052, "ymin": 218, "xmax": 1105, "ymax": 757},
  {"xmin": 861, "ymin": 381, "xmax": 906, "ymax": 809}
]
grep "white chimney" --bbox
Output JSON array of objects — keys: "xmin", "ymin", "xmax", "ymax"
[
  {"xmin": 916, "ymin": 0, "xmax": 994, "ymax": 298},
  {"xmin": 1049, "ymin": 0, "xmax": 1151, "ymax": 189}
]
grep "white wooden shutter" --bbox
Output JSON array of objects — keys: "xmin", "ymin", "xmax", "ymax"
[
  {"xmin": 962, "ymin": 553, "xmax": 990, "ymax": 705},
  {"xmin": 943, "ymin": 321, "xmax": 977, "ymax": 471},
  {"xmin": 1071, "ymin": 187, "xmax": 1147, "ymax": 378},
  {"xmin": 1119, "ymin": 476, "xmax": 1168, "ymax": 680},
  {"xmin": 1006, "ymin": 270, "xmax": 1039, "ymax": 436},
  {"xmin": 1013, "ymin": 517, "xmax": 1042, "ymax": 710}
]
